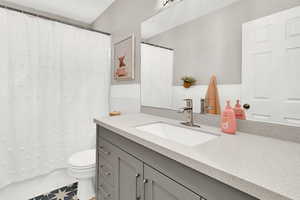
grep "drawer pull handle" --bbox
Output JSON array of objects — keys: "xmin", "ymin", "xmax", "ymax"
[
  {"xmin": 104, "ymin": 172, "xmax": 111, "ymax": 176},
  {"xmin": 99, "ymin": 147, "xmax": 111, "ymax": 155},
  {"xmin": 99, "ymin": 185, "xmax": 111, "ymax": 199},
  {"xmin": 136, "ymin": 173, "xmax": 141, "ymax": 200},
  {"xmin": 105, "ymin": 193, "xmax": 111, "ymax": 198}
]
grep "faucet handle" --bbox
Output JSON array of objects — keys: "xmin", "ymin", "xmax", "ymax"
[
  {"xmin": 183, "ymin": 99, "xmax": 193, "ymax": 107},
  {"xmin": 177, "ymin": 108, "xmax": 185, "ymax": 113}
]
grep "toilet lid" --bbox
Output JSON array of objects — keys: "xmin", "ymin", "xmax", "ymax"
[{"xmin": 68, "ymin": 149, "xmax": 96, "ymax": 167}]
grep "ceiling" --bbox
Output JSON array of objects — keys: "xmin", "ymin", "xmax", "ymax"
[
  {"xmin": 142, "ymin": 0, "xmax": 242, "ymax": 39},
  {"xmin": 3, "ymin": 0, "xmax": 115, "ymax": 24}
]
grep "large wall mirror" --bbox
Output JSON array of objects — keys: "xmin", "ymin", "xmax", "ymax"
[{"xmin": 140, "ymin": 0, "xmax": 300, "ymax": 127}]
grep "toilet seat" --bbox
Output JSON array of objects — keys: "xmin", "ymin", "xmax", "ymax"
[
  {"xmin": 70, "ymin": 164, "xmax": 95, "ymax": 172},
  {"xmin": 68, "ymin": 149, "xmax": 96, "ymax": 179},
  {"xmin": 68, "ymin": 149, "xmax": 96, "ymax": 168}
]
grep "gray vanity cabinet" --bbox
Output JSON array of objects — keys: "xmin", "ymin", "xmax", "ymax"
[
  {"xmin": 97, "ymin": 139, "xmax": 201, "ymax": 200},
  {"xmin": 144, "ymin": 165, "xmax": 202, "ymax": 200},
  {"xmin": 97, "ymin": 125, "xmax": 258, "ymax": 200}
]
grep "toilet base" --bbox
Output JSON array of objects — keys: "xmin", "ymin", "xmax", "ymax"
[{"xmin": 76, "ymin": 178, "xmax": 95, "ymax": 200}]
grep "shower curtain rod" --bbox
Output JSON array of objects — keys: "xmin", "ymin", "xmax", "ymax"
[
  {"xmin": 142, "ymin": 42, "xmax": 174, "ymax": 51},
  {"xmin": 0, "ymin": 4, "xmax": 111, "ymax": 36}
]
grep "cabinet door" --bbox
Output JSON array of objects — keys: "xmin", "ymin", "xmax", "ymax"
[
  {"xmin": 144, "ymin": 165, "xmax": 202, "ymax": 200},
  {"xmin": 115, "ymin": 148, "xmax": 144, "ymax": 200}
]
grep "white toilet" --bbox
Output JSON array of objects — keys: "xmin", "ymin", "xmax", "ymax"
[{"xmin": 68, "ymin": 149, "xmax": 96, "ymax": 200}]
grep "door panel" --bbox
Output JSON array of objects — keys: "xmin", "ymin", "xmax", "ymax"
[
  {"xmin": 144, "ymin": 165, "xmax": 201, "ymax": 200},
  {"xmin": 116, "ymin": 148, "xmax": 143, "ymax": 200},
  {"xmin": 242, "ymin": 19, "xmax": 279, "ymax": 123},
  {"xmin": 242, "ymin": 6, "xmax": 300, "ymax": 126},
  {"xmin": 280, "ymin": 9, "xmax": 300, "ymax": 126}
]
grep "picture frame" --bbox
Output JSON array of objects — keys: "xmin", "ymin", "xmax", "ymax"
[{"xmin": 114, "ymin": 34, "xmax": 135, "ymax": 80}]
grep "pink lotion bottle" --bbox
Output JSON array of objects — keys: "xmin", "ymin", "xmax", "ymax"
[
  {"xmin": 221, "ymin": 100, "xmax": 237, "ymax": 134},
  {"xmin": 234, "ymin": 100, "xmax": 246, "ymax": 120}
]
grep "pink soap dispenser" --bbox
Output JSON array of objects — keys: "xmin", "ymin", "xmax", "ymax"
[
  {"xmin": 234, "ymin": 100, "xmax": 246, "ymax": 120},
  {"xmin": 221, "ymin": 100, "xmax": 237, "ymax": 134}
]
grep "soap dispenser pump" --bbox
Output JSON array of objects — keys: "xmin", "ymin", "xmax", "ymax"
[{"xmin": 221, "ymin": 100, "xmax": 237, "ymax": 134}]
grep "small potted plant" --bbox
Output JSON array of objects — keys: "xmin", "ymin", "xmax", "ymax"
[{"xmin": 181, "ymin": 76, "xmax": 196, "ymax": 88}]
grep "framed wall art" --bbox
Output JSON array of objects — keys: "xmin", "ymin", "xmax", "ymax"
[{"xmin": 114, "ymin": 35, "xmax": 135, "ymax": 80}]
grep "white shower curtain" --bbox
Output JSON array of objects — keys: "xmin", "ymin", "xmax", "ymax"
[{"xmin": 0, "ymin": 8, "xmax": 111, "ymax": 188}]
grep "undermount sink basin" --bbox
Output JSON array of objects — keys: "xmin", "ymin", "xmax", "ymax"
[{"xmin": 136, "ymin": 122, "xmax": 219, "ymax": 147}]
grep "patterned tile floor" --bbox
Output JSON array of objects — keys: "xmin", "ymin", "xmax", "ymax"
[{"xmin": 29, "ymin": 182, "xmax": 78, "ymax": 200}]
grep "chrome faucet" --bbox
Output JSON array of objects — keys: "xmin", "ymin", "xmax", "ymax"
[
  {"xmin": 178, "ymin": 99, "xmax": 200, "ymax": 127},
  {"xmin": 200, "ymin": 98, "xmax": 206, "ymax": 114}
]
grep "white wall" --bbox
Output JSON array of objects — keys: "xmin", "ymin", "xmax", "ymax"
[
  {"xmin": 93, "ymin": 0, "xmax": 158, "ymax": 85},
  {"xmin": 110, "ymin": 84, "xmax": 141, "ymax": 113}
]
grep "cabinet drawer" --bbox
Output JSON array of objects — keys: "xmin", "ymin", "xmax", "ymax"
[
  {"xmin": 99, "ymin": 156, "xmax": 115, "ymax": 187},
  {"xmin": 98, "ymin": 181, "xmax": 115, "ymax": 200},
  {"xmin": 98, "ymin": 138, "xmax": 117, "ymax": 163}
]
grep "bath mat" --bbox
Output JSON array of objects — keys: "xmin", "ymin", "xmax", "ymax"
[{"xmin": 29, "ymin": 182, "xmax": 78, "ymax": 200}]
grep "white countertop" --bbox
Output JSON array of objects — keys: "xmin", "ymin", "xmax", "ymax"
[{"xmin": 94, "ymin": 113, "xmax": 300, "ymax": 200}]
